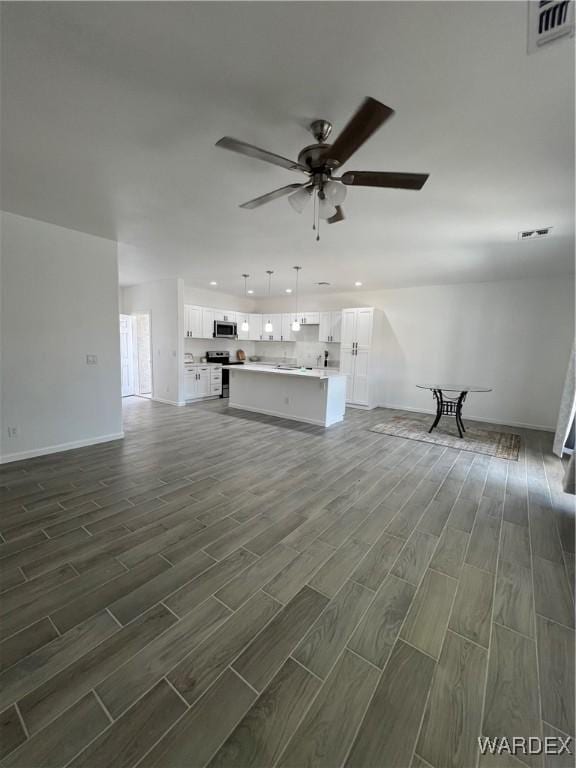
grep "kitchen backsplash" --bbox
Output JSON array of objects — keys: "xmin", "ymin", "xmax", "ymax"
[
  {"xmin": 184, "ymin": 337, "xmax": 255, "ymax": 362},
  {"xmin": 256, "ymin": 325, "xmax": 340, "ymax": 368}
]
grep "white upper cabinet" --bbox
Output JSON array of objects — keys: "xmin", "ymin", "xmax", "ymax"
[
  {"xmin": 355, "ymin": 308, "xmax": 373, "ymax": 348},
  {"xmin": 236, "ymin": 313, "xmax": 250, "ymax": 341},
  {"xmin": 184, "ymin": 305, "xmax": 203, "ymax": 338},
  {"xmin": 261, "ymin": 314, "xmax": 282, "ymax": 342},
  {"xmin": 201, "ymin": 308, "xmax": 215, "ymax": 339},
  {"xmin": 281, "ymin": 314, "xmax": 296, "ymax": 342},
  {"xmin": 295, "ymin": 311, "xmax": 320, "ymax": 326},
  {"xmin": 248, "ymin": 314, "xmax": 262, "ymax": 341},
  {"xmin": 213, "ymin": 309, "xmax": 236, "ymax": 323},
  {"xmin": 319, "ymin": 311, "xmax": 342, "ymax": 343},
  {"xmin": 341, "ymin": 308, "xmax": 357, "ymax": 347}
]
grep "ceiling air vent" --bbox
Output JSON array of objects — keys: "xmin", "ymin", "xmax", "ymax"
[
  {"xmin": 518, "ymin": 227, "xmax": 552, "ymax": 240},
  {"xmin": 528, "ymin": 0, "xmax": 574, "ymax": 53},
  {"xmin": 315, "ymin": 281, "xmax": 331, "ymax": 286}
]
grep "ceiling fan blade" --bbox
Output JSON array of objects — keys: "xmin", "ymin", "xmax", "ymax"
[
  {"xmin": 239, "ymin": 183, "xmax": 305, "ymax": 210},
  {"xmin": 216, "ymin": 137, "xmax": 309, "ymax": 173},
  {"xmin": 341, "ymin": 171, "xmax": 429, "ymax": 190},
  {"xmin": 324, "ymin": 97, "xmax": 395, "ymax": 168},
  {"xmin": 326, "ymin": 205, "xmax": 345, "ymax": 224}
]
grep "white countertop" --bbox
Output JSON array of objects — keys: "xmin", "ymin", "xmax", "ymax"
[{"xmin": 225, "ymin": 364, "xmax": 344, "ymax": 380}]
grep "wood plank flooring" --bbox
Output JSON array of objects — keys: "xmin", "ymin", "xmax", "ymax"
[{"xmin": 0, "ymin": 396, "xmax": 574, "ymax": 767}]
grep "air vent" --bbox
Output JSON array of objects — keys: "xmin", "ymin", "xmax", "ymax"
[
  {"xmin": 518, "ymin": 227, "xmax": 552, "ymax": 240},
  {"xmin": 528, "ymin": 1, "xmax": 574, "ymax": 53},
  {"xmin": 316, "ymin": 281, "xmax": 331, "ymax": 286}
]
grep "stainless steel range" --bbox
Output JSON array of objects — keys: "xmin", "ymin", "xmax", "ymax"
[{"xmin": 205, "ymin": 351, "xmax": 244, "ymax": 398}]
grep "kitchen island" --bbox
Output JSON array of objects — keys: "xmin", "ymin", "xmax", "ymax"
[{"xmin": 225, "ymin": 365, "xmax": 346, "ymax": 427}]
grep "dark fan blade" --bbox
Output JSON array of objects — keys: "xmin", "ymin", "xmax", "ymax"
[
  {"xmin": 216, "ymin": 137, "xmax": 309, "ymax": 173},
  {"xmin": 326, "ymin": 206, "xmax": 345, "ymax": 224},
  {"xmin": 239, "ymin": 183, "xmax": 305, "ymax": 210},
  {"xmin": 341, "ymin": 171, "xmax": 429, "ymax": 190},
  {"xmin": 324, "ymin": 98, "xmax": 394, "ymax": 168}
]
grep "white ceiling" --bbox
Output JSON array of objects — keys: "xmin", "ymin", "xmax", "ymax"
[{"xmin": 1, "ymin": 1, "xmax": 574, "ymax": 296}]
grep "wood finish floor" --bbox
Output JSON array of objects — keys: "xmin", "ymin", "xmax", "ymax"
[{"xmin": 0, "ymin": 397, "xmax": 574, "ymax": 768}]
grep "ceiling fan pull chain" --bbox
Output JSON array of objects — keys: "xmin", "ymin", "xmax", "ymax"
[
  {"xmin": 316, "ymin": 203, "xmax": 321, "ymax": 242},
  {"xmin": 312, "ymin": 189, "xmax": 317, "ymax": 231}
]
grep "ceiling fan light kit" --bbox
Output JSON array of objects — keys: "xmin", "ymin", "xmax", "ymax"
[{"xmin": 216, "ymin": 96, "xmax": 429, "ymax": 239}]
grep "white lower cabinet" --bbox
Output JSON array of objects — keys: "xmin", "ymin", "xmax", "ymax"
[{"xmin": 185, "ymin": 366, "xmax": 221, "ymax": 400}]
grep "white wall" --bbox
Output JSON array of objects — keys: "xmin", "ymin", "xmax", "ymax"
[
  {"xmin": 257, "ymin": 277, "xmax": 574, "ymax": 430},
  {"xmin": 0, "ymin": 212, "xmax": 123, "ymax": 462},
  {"xmin": 121, "ymin": 278, "xmax": 184, "ymax": 405},
  {"xmin": 183, "ymin": 284, "xmax": 255, "ymax": 313}
]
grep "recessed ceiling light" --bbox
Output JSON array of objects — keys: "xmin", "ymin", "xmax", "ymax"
[
  {"xmin": 285, "ymin": 288, "xmax": 292, "ymax": 293},
  {"xmin": 247, "ymin": 289, "xmax": 254, "ymax": 294},
  {"xmin": 209, "ymin": 281, "xmax": 218, "ymax": 286},
  {"xmin": 354, "ymin": 281, "xmax": 363, "ymax": 287}
]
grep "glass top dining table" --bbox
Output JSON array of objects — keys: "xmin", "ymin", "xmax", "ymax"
[
  {"xmin": 416, "ymin": 384, "xmax": 492, "ymax": 437},
  {"xmin": 416, "ymin": 385, "xmax": 493, "ymax": 393}
]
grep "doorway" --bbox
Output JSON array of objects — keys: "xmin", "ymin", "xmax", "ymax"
[{"xmin": 119, "ymin": 313, "xmax": 153, "ymax": 398}]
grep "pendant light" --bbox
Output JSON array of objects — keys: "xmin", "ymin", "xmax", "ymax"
[
  {"xmin": 264, "ymin": 270, "xmax": 274, "ymax": 333},
  {"xmin": 241, "ymin": 274, "xmax": 250, "ymax": 332},
  {"xmin": 291, "ymin": 266, "xmax": 301, "ymax": 332}
]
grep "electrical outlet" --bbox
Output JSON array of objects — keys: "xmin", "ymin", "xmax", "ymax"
[
  {"xmin": 7, "ymin": 426, "xmax": 18, "ymax": 438},
  {"xmin": 86, "ymin": 354, "xmax": 98, "ymax": 365}
]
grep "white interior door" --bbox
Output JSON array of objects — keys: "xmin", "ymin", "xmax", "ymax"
[{"xmin": 119, "ymin": 315, "xmax": 135, "ymax": 397}]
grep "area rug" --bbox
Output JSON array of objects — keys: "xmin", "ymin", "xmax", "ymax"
[{"xmin": 369, "ymin": 416, "xmax": 520, "ymax": 460}]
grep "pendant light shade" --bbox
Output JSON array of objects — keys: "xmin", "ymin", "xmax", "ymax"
[
  {"xmin": 241, "ymin": 274, "xmax": 250, "ymax": 332},
  {"xmin": 324, "ymin": 180, "xmax": 347, "ymax": 206},
  {"xmin": 265, "ymin": 270, "xmax": 274, "ymax": 333},
  {"xmin": 291, "ymin": 319, "xmax": 300, "ymax": 332},
  {"xmin": 288, "ymin": 186, "xmax": 312, "ymax": 214},
  {"xmin": 318, "ymin": 196, "xmax": 337, "ymax": 220}
]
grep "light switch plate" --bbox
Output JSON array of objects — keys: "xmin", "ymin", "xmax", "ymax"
[{"xmin": 86, "ymin": 354, "xmax": 98, "ymax": 365}]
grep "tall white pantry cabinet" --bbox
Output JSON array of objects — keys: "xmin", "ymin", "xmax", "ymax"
[{"xmin": 340, "ymin": 307, "xmax": 386, "ymax": 409}]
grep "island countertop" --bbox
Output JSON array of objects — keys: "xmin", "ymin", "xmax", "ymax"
[{"xmin": 223, "ymin": 364, "xmax": 344, "ymax": 380}]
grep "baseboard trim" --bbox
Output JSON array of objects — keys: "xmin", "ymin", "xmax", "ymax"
[
  {"xmin": 151, "ymin": 397, "xmax": 186, "ymax": 407},
  {"xmin": 0, "ymin": 432, "xmax": 125, "ymax": 465},
  {"xmin": 377, "ymin": 403, "xmax": 555, "ymax": 433},
  {"xmin": 228, "ymin": 403, "xmax": 338, "ymax": 428}
]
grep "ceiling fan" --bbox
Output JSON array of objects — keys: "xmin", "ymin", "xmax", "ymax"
[{"xmin": 215, "ymin": 97, "xmax": 429, "ymax": 238}]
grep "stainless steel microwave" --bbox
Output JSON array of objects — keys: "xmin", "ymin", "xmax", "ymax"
[{"xmin": 214, "ymin": 320, "xmax": 237, "ymax": 338}]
